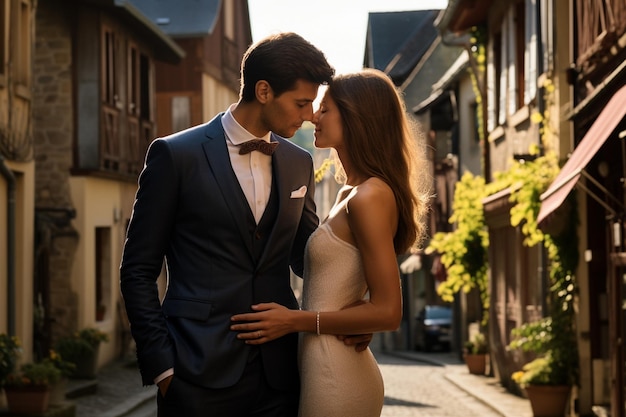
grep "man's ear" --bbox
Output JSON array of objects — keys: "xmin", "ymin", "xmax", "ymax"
[{"xmin": 255, "ymin": 80, "xmax": 273, "ymax": 103}]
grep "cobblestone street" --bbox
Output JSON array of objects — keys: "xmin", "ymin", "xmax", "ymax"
[
  {"xmin": 376, "ymin": 352, "xmax": 503, "ymax": 417},
  {"xmin": 70, "ymin": 349, "xmax": 532, "ymax": 417}
]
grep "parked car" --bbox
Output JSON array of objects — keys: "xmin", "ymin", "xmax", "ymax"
[{"xmin": 415, "ymin": 305, "xmax": 452, "ymax": 352}]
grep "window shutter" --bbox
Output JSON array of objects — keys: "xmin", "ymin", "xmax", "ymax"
[{"xmin": 525, "ymin": 0, "xmax": 538, "ymax": 104}]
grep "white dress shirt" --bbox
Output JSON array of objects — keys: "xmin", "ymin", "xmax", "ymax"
[{"xmin": 222, "ymin": 104, "xmax": 273, "ymax": 224}]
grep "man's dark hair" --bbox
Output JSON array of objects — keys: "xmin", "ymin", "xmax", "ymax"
[{"xmin": 240, "ymin": 32, "xmax": 334, "ymax": 102}]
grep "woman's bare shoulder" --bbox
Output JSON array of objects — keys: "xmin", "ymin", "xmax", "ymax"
[{"xmin": 348, "ymin": 177, "xmax": 395, "ymax": 214}]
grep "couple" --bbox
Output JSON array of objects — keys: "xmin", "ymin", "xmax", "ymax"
[{"xmin": 120, "ymin": 32, "xmax": 429, "ymax": 417}]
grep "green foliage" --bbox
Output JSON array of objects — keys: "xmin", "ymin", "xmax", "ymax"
[
  {"xmin": 504, "ymin": 79, "xmax": 579, "ymax": 387},
  {"xmin": 314, "ymin": 158, "xmax": 334, "ymax": 183},
  {"xmin": 464, "ymin": 332, "xmax": 488, "ymax": 354},
  {"xmin": 48, "ymin": 349, "xmax": 75, "ymax": 378},
  {"xmin": 77, "ymin": 328, "xmax": 109, "ymax": 346},
  {"xmin": 496, "ymin": 149, "xmax": 560, "ymax": 247},
  {"xmin": 6, "ymin": 360, "xmax": 62, "ymax": 387},
  {"xmin": 508, "ymin": 308, "xmax": 577, "ymax": 387},
  {"xmin": 506, "ymin": 194, "xmax": 579, "ymax": 386},
  {"xmin": 426, "ymin": 71, "xmax": 579, "ymax": 389},
  {"xmin": 0, "ymin": 334, "xmax": 21, "ymax": 386},
  {"xmin": 54, "ymin": 327, "xmax": 109, "ymax": 360},
  {"xmin": 426, "ymin": 172, "xmax": 489, "ymax": 322},
  {"xmin": 512, "ymin": 353, "xmax": 566, "ymax": 387},
  {"xmin": 468, "ymin": 26, "xmax": 487, "ymax": 144}
]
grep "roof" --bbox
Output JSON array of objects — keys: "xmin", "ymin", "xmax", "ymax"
[
  {"xmin": 89, "ymin": 0, "xmax": 185, "ymax": 63},
  {"xmin": 413, "ymin": 50, "xmax": 469, "ymax": 114},
  {"xmin": 437, "ymin": 0, "xmax": 494, "ymax": 34},
  {"xmin": 364, "ymin": 10, "xmax": 441, "ymax": 84},
  {"xmin": 127, "ymin": 0, "xmax": 221, "ymax": 38},
  {"xmin": 400, "ymin": 39, "xmax": 464, "ymax": 112}
]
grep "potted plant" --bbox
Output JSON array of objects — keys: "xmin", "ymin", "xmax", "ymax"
[
  {"xmin": 463, "ymin": 332, "xmax": 488, "ymax": 375},
  {"xmin": 47, "ymin": 349, "xmax": 75, "ymax": 403},
  {"xmin": 509, "ymin": 315, "xmax": 576, "ymax": 417},
  {"xmin": 0, "ymin": 333, "xmax": 21, "ymax": 388},
  {"xmin": 4, "ymin": 360, "xmax": 62, "ymax": 414},
  {"xmin": 54, "ymin": 327, "xmax": 109, "ymax": 379},
  {"xmin": 507, "ymin": 208, "xmax": 578, "ymax": 417},
  {"xmin": 511, "ymin": 353, "xmax": 572, "ymax": 417}
]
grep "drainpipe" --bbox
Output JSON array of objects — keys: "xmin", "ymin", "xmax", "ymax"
[
  {"xmin": 0, "ymin": 155, "xmax": 16, "ymax": 336},
  {"xmin": 536, "ymin": 0, "xmax": 545, "ymax": 153},
  {"xmin": 536, "ymin": 0, "xmax": 548, "ymax": 317}
]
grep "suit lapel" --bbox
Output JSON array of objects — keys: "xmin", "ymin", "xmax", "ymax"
[{"xmin": 201, "ymin": 117, "xmax": 255, "ymax": 258}]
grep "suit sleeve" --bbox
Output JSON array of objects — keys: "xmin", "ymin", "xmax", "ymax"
[
  {"xmin": 290, "ymin": 155, "xmax": 318, "ymax": 277},
  {"xmin": 120, "ymin": 139, "xmax": 177, "ymax": 385}
]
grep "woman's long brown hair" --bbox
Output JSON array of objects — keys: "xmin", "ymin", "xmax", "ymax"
[{"xmin": 328, "ymin": 69, "xmax": 431, "ymax": 254}]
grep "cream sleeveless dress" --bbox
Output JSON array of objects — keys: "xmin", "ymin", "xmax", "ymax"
[{"xmin": 297, "ymin": 222, "xmax": 384, "ymax": 417}]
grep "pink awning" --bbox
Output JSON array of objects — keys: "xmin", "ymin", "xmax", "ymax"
[{"xmin": 537, "ymin": 85, "xmax": 626, "ymax": 225}]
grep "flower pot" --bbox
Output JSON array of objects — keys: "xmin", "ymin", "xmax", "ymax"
[
  {"xmin": 5, "ymin": 385, "xmax": 50, "ymax": 414},
  {"xmin": 525, "ymin": 384, "xmax": 571, "ymax": 417},
  {"xmin": 464, "ymin": 353, "xmax": 487, "ymax": 375},
  {"xmin": 49, "ymin": 377, "xmax": 68, "ymax": 403},
  {"xmin": 70, "ymin": 346, "xmax": 99, "ymax": 379}
]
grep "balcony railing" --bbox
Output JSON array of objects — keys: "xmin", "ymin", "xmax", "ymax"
[
  {"xmin": 576, "ymin": 0, "xmax": 626, "ymax": 72},
  {"xmin": 100, "ymin": 105, "xmax": 152, "ymax": 178}
]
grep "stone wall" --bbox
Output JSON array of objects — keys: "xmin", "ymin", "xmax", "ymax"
[{"xmin": 32, "ymin": 1, "xmax": 79, "ymax": 345}]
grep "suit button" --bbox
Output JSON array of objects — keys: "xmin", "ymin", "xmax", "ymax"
[{"xmin": 255, "ymin": 232, "xmax": 262, "ymax": 240}]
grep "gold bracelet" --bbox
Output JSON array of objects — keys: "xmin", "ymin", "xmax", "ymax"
[{"xmin": 316, "ymin": 311, "xmax": 320, "ymax": 336}]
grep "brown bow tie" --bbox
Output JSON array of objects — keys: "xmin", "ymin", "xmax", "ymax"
[{"xmin": 239, "ymin": 139, "xmax": 279, "ymax": 155}]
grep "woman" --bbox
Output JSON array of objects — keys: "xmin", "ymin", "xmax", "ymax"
[{"xmin": 231, "ymin": 69, "xmax": 430, "ymax": 416}]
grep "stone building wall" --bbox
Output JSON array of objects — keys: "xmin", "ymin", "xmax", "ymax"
[{"xmin": 32, "ymin": 1, "xmax": 79, "ymax": 345}]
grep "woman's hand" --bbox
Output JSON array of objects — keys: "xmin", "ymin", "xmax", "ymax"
[{"xmin": 230, "ymin": 303, "xmax": 297, "ymax": 344}]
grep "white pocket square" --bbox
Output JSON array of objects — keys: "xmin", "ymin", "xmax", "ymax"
[{"xmin": 290, "ymin": 185, "xmax": 307, "ymax": 198}]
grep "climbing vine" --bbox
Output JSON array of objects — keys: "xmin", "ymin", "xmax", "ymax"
[
  {"xmin": 426, "ymin": 172, "xmax": 491, "ymax": 323},
  {"xmin": 427, "ymin": 72, "xmax": 578, "ymax": 378},
  {"xmin": 468, "ymin": 26, "xmax": 487, "ymax": 144},
  {"xmin": 506, "ymin": 76, "xmax": 579, "ymax": 387}
]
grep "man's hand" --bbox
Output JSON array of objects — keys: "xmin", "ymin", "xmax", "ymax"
[
  {"xmin": 337, "ymin": 333, "xmax": 373, "ymax": 352},
  {"xmin": 157, "ymin": 374, "xmax": 173, "ymax": 397},
  {"xmin": 338, "ymin": 299, "xmax": 373, "ymax": 352}
]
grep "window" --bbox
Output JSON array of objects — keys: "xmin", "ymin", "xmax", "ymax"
[
  {"xmin": 470, "ymin": 102, "xmax": 480, "ymax": 143},
  {"xmin": 102, "ymin": 26, "xmax": 119, "ymax": 107},
  {"xmin": 14, "ymin": 0, "xmax": 30, "ymax": 87},
  {"xmin": 0, "ymin": 1, "xmax": 6, "ymax": 79},
  {"xmin": 127, "ymin": 46, "xmax": 154, "ymax": 175},
  {"xmin": 491, "ymin": 1, "xmax": 535, "ymax": 127},
  {"xmin": 493, "ymin": 30, "xmax": 503, "ymax": 127},
  {"xmin": 128, "ymin": 45, "xmax": 151, "ymax": 119},
  {"xmin": 139, "ymin": 53, "xmax": 151, "ymax": 121},
  {"xmin": 524, "ymin": 0, "xmax": 538, "ymax": 105},
  {"xmin": 223, "ymin": 0, "xmax": 235, "ymax": 40},
  {"xmin": 172, "ymin": 96, "xmax": 190, "ymax": 133},
  {"xmin": 95, "ymin": 227, "xmax": 111, "ymax": 322},
  {"xmin": 515, "ymin": 0, "xmax": 526, "ymax": 109},
  {"xmin": 128, "ymin": 44, "xmax": 139, "ymax": 116},
  {"xmin": 100, "ymin": 22, "xmax": 156, "ymax": 176}
]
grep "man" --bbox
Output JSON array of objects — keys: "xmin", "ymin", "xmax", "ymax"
[{"xmin": 120, "ymin": 33, "xmax": 364, "ymax": 417}]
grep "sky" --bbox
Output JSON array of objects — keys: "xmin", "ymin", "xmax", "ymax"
[{"xmin": 247, "ymin": 0, "xmax": 450, "ymax": 76}]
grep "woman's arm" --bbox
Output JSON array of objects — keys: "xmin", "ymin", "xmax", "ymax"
[{"xmin": 230, "ymin": 178, "xmax": 402, "ymax": 342}]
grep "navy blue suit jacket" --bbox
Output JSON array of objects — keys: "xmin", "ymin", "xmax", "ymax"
[{"xmin": 120, "ymin": 113, "xmax": 318, "ymax": 390}]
